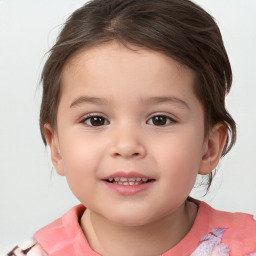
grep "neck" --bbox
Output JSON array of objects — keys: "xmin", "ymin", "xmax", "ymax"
[{"xmin": 80, "ymin": 200, "xmax": 197, "ymax": 256}]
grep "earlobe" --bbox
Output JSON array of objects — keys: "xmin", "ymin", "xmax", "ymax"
[
  {"xmin": 199, "ymin": 123, "xmax": 227, "ymax": 175},
  {"xmin": 43, "ymin": 124, "xmax": 65, "ymax": 176}
]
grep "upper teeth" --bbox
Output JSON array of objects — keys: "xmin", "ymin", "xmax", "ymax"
[{"xmin": 107, "ymin": 177, "xmax": 149, "ymax": 184}]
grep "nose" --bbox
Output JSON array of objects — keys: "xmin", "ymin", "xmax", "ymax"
[{"xmin": 109, "ymin": 127, "xmax": 146, "ymax": 159}]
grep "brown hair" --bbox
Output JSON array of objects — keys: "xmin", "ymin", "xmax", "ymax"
[{"xmin": 40, "ymin": 0, "xmax": 236, "ymax": 190}]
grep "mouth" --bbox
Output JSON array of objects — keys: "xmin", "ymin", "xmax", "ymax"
[
  {"xmin": 103, "ymin": 172, "xmax": 155, "ymax": 195},
  {"xmin": 105, "ymin": 177, "xmax": 153, "ymax": 186}
]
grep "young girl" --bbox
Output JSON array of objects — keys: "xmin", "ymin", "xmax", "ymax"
[{"xmin": 8, "ymin": 0, "xmax": 256, "ymax": 255}]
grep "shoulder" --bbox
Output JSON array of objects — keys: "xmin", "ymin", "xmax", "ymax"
[
  {"xmin": 6, "ymin": 205, "xmax": 86, "ymax": 256},
  {"xmin": 32, "ymin": 204, "xmax": 89, "ymax": 256},
  {"xmin": 200, "ymin": 200, "xmax": 256, "ymax": 233},
  {"xmin": 195, "ymin": 200, "xmax": 256, "ymax": 254},
  {"xmin": 34, "ymin": 204, "xmax": 86, "ymax": 241},
  {"xmin": 7, "ymin": 240, "xmax": 47, "ymax": 256}
]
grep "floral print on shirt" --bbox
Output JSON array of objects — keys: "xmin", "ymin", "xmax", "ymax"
[
  {"xmin": 7, "ymin": 240, "xmax": 47, "ymax": 256},
  {"xmin": 245, "ymin": 253, "xmax": 256, "ymax": 256},
  {"xmin": 191, "ymin": 227, "xmax": 256, "ymax": 256},
  {"xmin": 191, "ymin": 228, "xmax": 230, "ymax": 256}
]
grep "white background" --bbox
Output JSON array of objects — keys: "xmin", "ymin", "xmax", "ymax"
[{"xmin": 0, "ymin": 0, "xmax": 255, "ymax": 254}]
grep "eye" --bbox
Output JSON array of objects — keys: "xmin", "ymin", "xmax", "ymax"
[
  {"xmin": 82, "ymin": 115, "xmax": 109, "ymax": 126},
  {"xmin": 147, "ymin": 115, "xmax": 175, "ymax": 126}
]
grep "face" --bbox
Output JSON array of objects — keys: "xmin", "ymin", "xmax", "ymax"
[{"xmin": 48, "ymin": 41, "xmax": 211, "ymax": 227}]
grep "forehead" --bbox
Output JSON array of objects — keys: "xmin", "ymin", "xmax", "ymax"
[
  {"xmin": 60, "ymin": 41, "xmax": 197, "ymax": 105},
  {"xmin": 63, "ymin": 42, "xmax": 194, "ymax": 82}
]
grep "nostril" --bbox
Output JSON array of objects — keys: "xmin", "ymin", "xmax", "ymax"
[
  {"xmin": 110, "ymin": 144, "xmax": 146, "ymax": 159},
  {"xmin": 114, "ymin": 152, "xmax": 140, "ymax": 157}
]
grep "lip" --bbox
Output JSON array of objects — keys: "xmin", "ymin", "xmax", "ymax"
[
  {"xmin": 102, "ymin": 171, "xmax": 155, "ymax": 196},
  {"xmin": 103, "ymin": 171, "xmax": 152, "ymax": 180},
  {"xmin": 103, "ymin": 180, "xmax": 154, "ymax": 196}
]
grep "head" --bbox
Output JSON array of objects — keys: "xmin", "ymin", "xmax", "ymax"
[{"xmin": 40, "ymin": 0, "xmax": 236, "ymax": 193}]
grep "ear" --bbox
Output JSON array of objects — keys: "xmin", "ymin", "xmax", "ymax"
[
  {"xmin": 199, "ymin": 123, "xmax": 227, "ymax": 175},
  {"xmin": 44, "ymin": 124, "xmax": 65, "ymax": 176}
]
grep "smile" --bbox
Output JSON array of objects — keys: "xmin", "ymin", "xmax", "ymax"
[{"xmin": 106, "ymin": 177, "xmax": 151, "ymax": 185}]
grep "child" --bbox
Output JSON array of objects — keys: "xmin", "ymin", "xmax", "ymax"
[{"xmin": 8, "ymin": 0, "xmax": 256, "ymax": 255}]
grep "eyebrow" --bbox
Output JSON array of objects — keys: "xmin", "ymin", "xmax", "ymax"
[
  {"xmin": 70, "ymin": 95, "xmax": 190, "ymax": 110},
  {"xmin": 143, "ymin": 96, "xmax": 190, "ymax": 110},
  {"xmin": 70, "ymin": 96, "xmax": 108, "ymax": 108}
]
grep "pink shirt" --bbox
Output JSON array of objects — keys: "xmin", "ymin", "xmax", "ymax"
[{"xmin": 32, "ymin": 200, "xmax": 256, "ymax": 256}]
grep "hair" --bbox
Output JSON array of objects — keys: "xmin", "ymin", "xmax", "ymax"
[{"xmin": 40, "ymin": 0, "xmax": 236, "ymax": 190}]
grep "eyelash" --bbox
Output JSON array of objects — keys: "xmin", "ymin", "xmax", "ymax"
[
  {"xmin": 147, "ymin": 114, "xmax": 177, "ymax": 126},
  {"xmin": 81, "ymin": 113, "xmax": 110, "ymax": 127},
  {"xmin": 80, "ymin": 113, "xmax": 177, "ymax": 127}
]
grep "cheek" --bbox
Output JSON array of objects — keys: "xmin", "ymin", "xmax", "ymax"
[
  {"xmin": 61, "ymin": 128, "xmax": 101, "ymax": 163},
  {"xmin": 154, "ymin": 131, "xmax": 203, "ymax": 187},
  {"xmin": 58, "ymin": 130, "xmax": 105, "ymax": 185},
  {"xmin": 59, "ymin": 135, "xmax": 101, "ymax": 204},
  {"xmin": 161, "ymin": 148, "xmax": 199, "ymax": 184}
]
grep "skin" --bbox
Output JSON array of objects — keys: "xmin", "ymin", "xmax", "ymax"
[{"xmin": 44, "ymin": 41, "xmax": 227, "ymax": 256}]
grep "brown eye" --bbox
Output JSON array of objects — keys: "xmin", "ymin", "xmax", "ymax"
[
  {"xmin": 147, "ymin": 115, "xmax": 174, "ymax": 126},
  {"xmin": 84, "ymin": 116, "xmax": 109, "ymax": 126}
]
